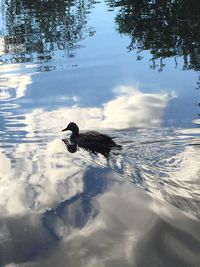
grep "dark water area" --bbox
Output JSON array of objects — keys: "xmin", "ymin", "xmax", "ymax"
[{"xmin": 0, "ymin": 0, "xmax": 200, "ymax": 266}]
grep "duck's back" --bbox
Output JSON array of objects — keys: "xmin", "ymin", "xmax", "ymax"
[
  {"xmin": 78, "ymin": 131, "xmax": 117, "ymax": 146},
  {"xmin": 68, "ymin": 129, "xmax": 121, "ymax": 157}
]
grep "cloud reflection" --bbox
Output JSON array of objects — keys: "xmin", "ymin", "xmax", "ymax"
[
  {"xmin": 0, "ymin": 140, "xmax": 87, "ymax": 215},
  {"xmin": 102, "ymin": 86, "xmax": 170, "ymax": 128},
  {"xmin": 0, "ymin": 85, "xmax": 173, "ymax": 215},
  {"xmin": 5, "ymin": 179, "xmax": 197, "ymax": 267},
  {"xmin": 23, "ymin": 86, "xmax": 171, "ymax": 136},
  {"xmin": 0, "ymin": 104, "xmax": 200, "ymax": 266},
  {"xmin": 0, "ymin": 167, "xmax": 199, "ymax": 267},
  {"xmin": 159, "ymin": 143, "xmax": 200, "ymax": 218},
  {"xmin": 0, "ymin": 64, "xmax": 32, "ymax": 100}
]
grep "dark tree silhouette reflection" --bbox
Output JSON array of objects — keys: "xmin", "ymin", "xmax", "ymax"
[
  {"xmin": 106, "ymin": 0, "xmax": 200, "ymax": 72},
  {"xmin": 0, "ymin": 0, "xmax": 96, "ymax": 64}
]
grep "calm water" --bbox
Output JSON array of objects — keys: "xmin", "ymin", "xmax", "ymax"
[{"xmin": 0, "ymin": 0, "xmax": 200, "ymax": 266}]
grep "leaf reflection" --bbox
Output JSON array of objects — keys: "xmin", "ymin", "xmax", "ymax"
[
  {"xmin": 0, "ymin": 0, "xmax": 96, "ymax": 64},
  {"xmin": 106, "ymin": 0, "xmax": 200, "ymax": 72}
]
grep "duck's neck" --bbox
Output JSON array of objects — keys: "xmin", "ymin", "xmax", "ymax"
[{"xmin": 70, "ymin": 129, "xmax": 79, "ymax": 142}]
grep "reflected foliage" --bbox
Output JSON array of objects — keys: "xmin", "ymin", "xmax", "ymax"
[
  {"xmin": 0, "ymin": 0, "xmax": 95, "ymax": 64},
  {"xmin": 106, "ymin": 0, "xmax": 200, "ymax": 72}
]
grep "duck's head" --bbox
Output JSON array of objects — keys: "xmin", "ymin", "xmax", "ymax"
[{"xmin": 62, "ymin": 122, "xmax": 79, "ymax": 134}]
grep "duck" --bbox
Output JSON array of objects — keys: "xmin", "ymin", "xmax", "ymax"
[{"xmin": 62, "ymin": 122, "xmax": 121, "ymax": 157}]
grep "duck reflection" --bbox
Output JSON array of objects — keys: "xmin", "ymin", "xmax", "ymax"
[
  {"xmin": 62, "ymin": 122, "xmax": 122, "ymax": 158},
  {"xmin": 62, "ymin": 138, "xmax": 77, "ymax": 154}
]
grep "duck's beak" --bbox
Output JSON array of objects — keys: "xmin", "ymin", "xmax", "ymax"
[{"xmin": 62, "ymin": 126, "xmax": 69, "ymax": 132}]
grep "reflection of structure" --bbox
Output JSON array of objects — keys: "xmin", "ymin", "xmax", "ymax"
[
  {"xmin": 0, "ymin": 0, "xmax": 95, "ymax": 64},
  {"xmin": 106, "ymin": 0, "xmax": 200, "ymax": 72}
]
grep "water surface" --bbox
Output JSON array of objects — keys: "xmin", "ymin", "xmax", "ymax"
[{"xmin": 0, "ymin": 0, "xmax": 200, "ymax": 266}]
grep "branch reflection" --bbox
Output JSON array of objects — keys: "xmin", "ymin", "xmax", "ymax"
[
  {"xmin": 1, "ymin": 0, "xmax": 96, "ymax": 64},
  {"xmin": 106, "ymin": 0, "xmax": 200, "ymax": 72}
]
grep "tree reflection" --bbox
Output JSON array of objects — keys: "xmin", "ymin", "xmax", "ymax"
[
  {"xmin": 0, "ymin": 0, "xmax": 95, "ymax": 64},
  {"xmin": 106, "ymin": 0, "xmax": 200, "ymax": 72}
]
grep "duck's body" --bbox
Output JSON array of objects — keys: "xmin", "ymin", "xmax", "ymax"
[{"xmin": 62, "ymin": 122, "xmax": 121, "ymax": 157}]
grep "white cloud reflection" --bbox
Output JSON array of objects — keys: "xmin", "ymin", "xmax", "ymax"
[
  {"xmin": 0, "ymin": 84, "xmax": 199, "ymax": 266},
  {"xmin": 0, "ymin": 64, "xmax": 32, "ymax": 100},
  {"xmin": 24, "ymin": 85, "xmax": 172, "ymax": 136},
  {"xmin": 0, "ymin": 140, "xmax": 88, "ymax": 215},
  {"xmin": 159, "ymin": 143, "xmax": 200, "ymax": 218},
  {"xmin": 102, "ymin": 86, "xmax": 170, "ymax": 128},
  {"xmin": 13, "ymin": 180, "xmax": 199, "ymax": 267},
  {"xmin": 0, "ymin": 85, "xmax": 175, "ymax": 215}
]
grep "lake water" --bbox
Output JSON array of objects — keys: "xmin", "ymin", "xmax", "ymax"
[{"xmin": 0, "ymin": 0, "xmax": 200, "ymax": 266}]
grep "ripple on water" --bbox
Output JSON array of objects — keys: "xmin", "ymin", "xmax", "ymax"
[
  {"xmin": 113, "ymin": 128, "xmax": 200, "ymax": 219},
  {"xmin": 0, "ymin": 122, "xmax": 200, "ymax": 220}
]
